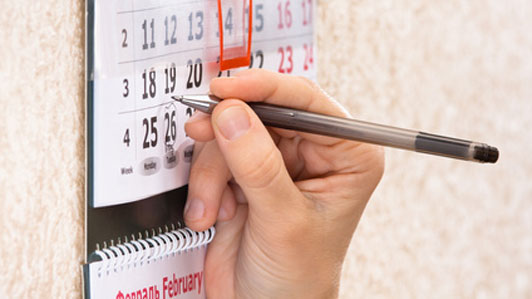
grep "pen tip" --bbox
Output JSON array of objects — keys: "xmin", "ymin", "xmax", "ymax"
[{"xmin": 171, "ymin": 95, "xmax": 183, "ymax": 103}]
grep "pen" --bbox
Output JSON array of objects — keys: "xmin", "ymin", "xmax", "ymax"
[{"xmin": 172, "ymin": 95, "xmax": 499, "ymax": 164}]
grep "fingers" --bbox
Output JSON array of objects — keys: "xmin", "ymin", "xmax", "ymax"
[
  {"xmin": 185, "ymin": 111, "xmax": 215, "ymax": 142},
  {"xmin": 185, "ymin": 141, "xmax": 232, "ymax": 231},
  {"xmin": 209, "ymin": 69, "xmax": 351, "ymax": 145},
  {"xmin": 217, "ymin": 185, "xmax": 237, "ymax": 221},
  {"xmin": 205, "ymin": 204, "xmax": 247, "ymax": 299},
  {"xmin": 297, "ymin": 143, "xmax": 385, "ymax": 199},
  {"xmin": 210, "ymin": 99, "xmax": 305, "ymax": 215},
  {"xmin": 211, "ymin": 69, "xmax": 347, "ymax": 117}
]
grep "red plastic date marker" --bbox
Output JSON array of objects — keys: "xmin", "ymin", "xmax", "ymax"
[{"xmin": 217, "ymin": 0, "xmax": 253, "ymax": 70}]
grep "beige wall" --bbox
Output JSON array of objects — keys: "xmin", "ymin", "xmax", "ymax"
[{"xmin": 1, "ymin": 0, "xmax": 531, "ymax": 297}]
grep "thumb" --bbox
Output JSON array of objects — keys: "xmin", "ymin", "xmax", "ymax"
[{"xmin": 211, "ymin": 99, "xmax": 303, "ymax": 214}]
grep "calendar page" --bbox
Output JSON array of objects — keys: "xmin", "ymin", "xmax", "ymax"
[{"xmin": 88, "ymin": 0, "xmax": 316, "ymax": 208}]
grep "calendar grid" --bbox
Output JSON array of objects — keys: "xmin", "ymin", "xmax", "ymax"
[
  {"xmin": 117, "ymin": 32, "xmax": 313, "ymax": 65},
  {"xmin": 91, "ymin": 0, "xmax": 316, "ymax": 207}
]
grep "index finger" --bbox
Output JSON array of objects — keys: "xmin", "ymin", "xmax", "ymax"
[{"xmin": 210, "ymin": 69, "xmax": 352, "ymax": 145}]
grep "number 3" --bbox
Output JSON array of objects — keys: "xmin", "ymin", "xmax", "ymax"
[{"xmin": 123, "ymin": 79, "xmax": 129, "ymax": 97}]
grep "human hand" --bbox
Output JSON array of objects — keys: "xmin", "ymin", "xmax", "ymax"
[{"xmin": 183, "ymin": 69, "xmax": 384, "ymax": 298}]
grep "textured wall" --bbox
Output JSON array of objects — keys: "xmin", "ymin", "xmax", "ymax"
[
  {"xmin": 317, "ymin": 1, "xmax": 532, "ymax": 298},
  {"xmin": 0, "ymin": 1, "xmax": 85, "ymax": 298},
  {"xmin": 0, "ymin": 0, "xmax": 530, "ymax": 298}
]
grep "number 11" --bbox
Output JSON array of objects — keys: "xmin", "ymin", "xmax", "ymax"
[{"xmin": 142, "ymin": 18, "xmax": 156, "ymax": 50}]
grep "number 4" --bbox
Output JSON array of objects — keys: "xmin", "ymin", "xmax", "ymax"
[{"xmin": 123, "ymin": 129, "xmax": 131, "ymax": 147}]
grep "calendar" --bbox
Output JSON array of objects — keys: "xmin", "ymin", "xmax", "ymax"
[{"xmin": 87, "ymin": 0, "xmax": 316, "ymax": 208}]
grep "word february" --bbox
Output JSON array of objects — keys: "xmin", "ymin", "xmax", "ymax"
[{"xmin": 116, "ymin": 271, "xmax": 203, "ymax": 299}]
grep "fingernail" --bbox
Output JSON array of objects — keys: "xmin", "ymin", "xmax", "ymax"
[
  {"xmin": 184, "ymin": 199, "xmax": 205, "ymax": 221},
  {"xmin": 215, "ymin": 106, "xmax": 251, "ymax": 140}
]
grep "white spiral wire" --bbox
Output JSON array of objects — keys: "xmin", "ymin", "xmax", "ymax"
[{"xmin": 94, "ymin": 227, "xmax": 215, "ymax": 276}]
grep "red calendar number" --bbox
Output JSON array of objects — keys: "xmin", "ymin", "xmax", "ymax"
[
  {"xmin": 277, "ymin": 1, "xmax": 293, "ymax": 29},
  {"xmin": 278, "ymin": 46, "xmax": 293, "ymax": 74},
  {"xmin": 303, "ymin": 43, "xmax": 314, "ymax": 71},
  {"xmin": 302, "ymin": 0, "xmax": 312, "ymax": 26}
]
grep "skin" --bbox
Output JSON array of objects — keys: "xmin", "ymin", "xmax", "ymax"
[{"xmin": 183, "ymin": 69, "xmax": 384, "ymax": 299}]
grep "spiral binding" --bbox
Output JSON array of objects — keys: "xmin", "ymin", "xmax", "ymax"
[{"xmin": 92, "ymin": 227, "xmax": 215, "ymax": 276}]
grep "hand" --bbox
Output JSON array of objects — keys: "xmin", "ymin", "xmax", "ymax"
[{"xmin": 183, "ymin": 69, "xmax": 384, "ymax": 298}]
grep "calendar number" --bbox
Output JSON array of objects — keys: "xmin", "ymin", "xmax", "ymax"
[
  {"xmin": 278, "ymin": 1, "xmax": 293, "ymax": 29},
  {"xmin": 244, "ymin": 4, "xmax": 264, "ymax": 32},
  {"xmin": 278, "ymin": 46, "xmax": 293, "ymax": 74},
  {"xmin": 142, "ymin": 19, "xmax": 156, "ymax": 50},
  {"xmin": 225, "ymin": 8, "xmax": 233, "ymax": 35},
  {"xmin": 121, "ymin": 29, "xmax": 128, "ymax": 48},
  {"xmin": 255, "ymin": 4, "xmax": 264, "ymax": 32},
  {"xmin": 303, "ymin": 43, "xmax": 314, "ymax": 71},
  {"xmin": 217, "ymin": 68, "xmax": 231, "ymax": 77},
  {"xmin": 188, "ymin": 11, "xmax": 204, "ymax": 41},
  {"xmin": 123, "ymin": 79, "xmax": 129, "ymax": 97},
  {"xmin": 302, "ymin": 0, "xmax": 312, "ymax": 26},
  {"xmin": 249, "ymin": 50, "xmax": 264, "ymax": 69},
  {"xmin": 164, "ymin": 64, "xmax": 177, "ymax": 94},
  {"xmin": 142, "ymin": 117, "xmax": 158, "ymax": 149},
  {"xmin": 142, "ymin": 69, "xmax": 157, "ymax": 99},
  {"xmin": 164, "ymin": 111, "xmax": 177, "ymax": 144},
  {"xmin": 216, "ymin": 7, "xmax": 237, "ymax": 38},
  {"xmin": 164, "ymin": 15, "xmax": 177, "ymax": 46},
  {"xmin": 216, "ymin": 56, "xmax": 231, "ymax": 77},
  {"xmin": 123, "ymin": 129, "xmax": 131, "ymax": 147},
  {"xmin": 186, "ymin": 108, "xmax": 194, "ymax": 118},
  {"xmin": 186, "ymin": 59, "xmax": 203, "ymax": 89}
]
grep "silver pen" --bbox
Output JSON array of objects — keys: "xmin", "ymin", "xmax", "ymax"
[{"xmin": 172, "ymin": 95, "xmax": 499, "ymax": 163}]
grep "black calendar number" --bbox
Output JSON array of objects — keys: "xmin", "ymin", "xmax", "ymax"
[
  {"xmin": 244, "ymin": 4, "xmax": 264, "ymax": 33},
  {"xmin": 186, "ymin": 59, "xmax": 203, "ymax": 89},
  {"xmin": 217, "ymin": 69, "xmax": 230, "ymax": 77},
  {"xmin": 142, "ymin": 68, "xmax": 157, "ymax": 99},
  {"xmin": 121, "ymin": 29, "xmax": 128, "ymax": 48},
  {"xmin": 142, "ymin": 117, "xmax": 158, "ymax": 149},
  {"xmin": 216, "ymin": 56, "xmax": 231, "ymax": 77},
  {"xmin": 216, "ymin": 7, "xmax": 238, "ymax": 37},
  {"xmin": 188, "ymin": 11, "xmax": 204, "ymax": 41},
  {"xmin": 249, "ymin": 50, "xmax": 264, "ymax": 69},
  {"xmin": 225, "ymin": 8, "xmax": 233, "ymax": 35},
  {"xmin": 164, "ymin": 64, "xmax": 177, "ymax": 94},
  {"xmin": 184, "ymin": 108, "xmax": 194, "ymax": 137},
  {"xmin": 165, "ymin": 15, "xmax": 177, "ymax": 46},
  {"xmin": 186, "ymin": 108, "xmax": 194, "ymax": 118},
  {"xmin": 164, "ymin": 111, "xmax": 177, "ymax": 144},
  {"xmin": 123, "ymin": 129, "xmax": 131, "ymax": 147},
  {"xmin": 142, "ymin": 18, "xmax": 156, "ymax": 50},
  {"xmin": 255, "ymin": 4, "xmax": 265, "ymax": 32},
  {"xmin": 123, "ymin": 79, "xmax": 129, "ymax": 97}
]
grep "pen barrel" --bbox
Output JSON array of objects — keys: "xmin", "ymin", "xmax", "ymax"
[
  {"xmin": 250, "ymin": 103, "xmax": 498, "ymax": 163},
  {"xmin": 176, "ymin": 96, "xmax": 498, "ymax": 163},
  {"xmin": 250, "ymin": 103, "xmax": 419, "ymax": 149}
]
